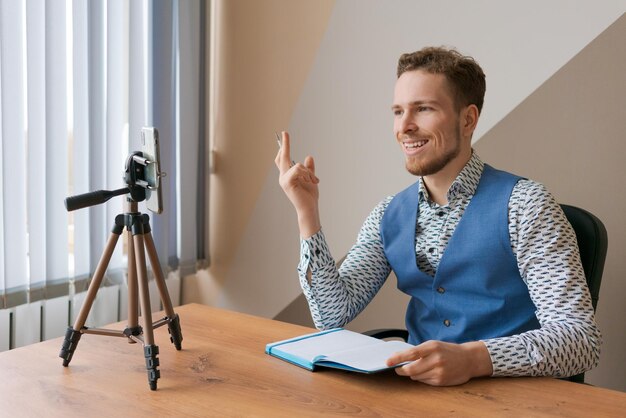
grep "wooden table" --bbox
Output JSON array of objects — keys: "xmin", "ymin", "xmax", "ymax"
[{"xmin": 0, "ymin": 303, "xmax": 624, "ymax": 417}]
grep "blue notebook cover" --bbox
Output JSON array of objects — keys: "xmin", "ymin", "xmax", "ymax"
[{"xmin": 266, "ymin": 328, "xmax": 413, "ymax": 373}]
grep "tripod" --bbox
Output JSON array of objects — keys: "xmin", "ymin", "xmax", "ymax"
[{"xmin": 59, "ymin": 199, "xmax": 182, "ymax": 391}]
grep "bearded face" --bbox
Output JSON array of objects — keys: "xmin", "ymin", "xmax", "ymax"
[{"xmin": 392, "ymin": 70, "xmax": 469, "ymax": 178}]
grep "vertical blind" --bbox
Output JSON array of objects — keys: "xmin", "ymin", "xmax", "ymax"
[{"xmin": 0, "ymin": 0, "xmax": 208, "ymax": 309}]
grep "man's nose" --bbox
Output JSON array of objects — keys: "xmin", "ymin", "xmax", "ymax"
[{"xmin": 399, "ymin": 113, "xmax": 417, "ymax": 134}]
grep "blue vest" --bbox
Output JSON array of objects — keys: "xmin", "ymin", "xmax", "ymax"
[{"xmin": 380, "ymin": 165, "xmax": 540, "ymax": 345}]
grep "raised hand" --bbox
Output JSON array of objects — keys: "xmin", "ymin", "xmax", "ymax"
[{"xmin": 274, "ymin": 131, "xmax": 321, "ymax": 238}]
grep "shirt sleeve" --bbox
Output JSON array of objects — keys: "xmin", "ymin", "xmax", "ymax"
[
  {"xmin": 297, "ymin": 198, "xmax": 393, "ymax": 330},
  {"xmin": 482, "ymin": 180, "xmax": 602, "ymax": 377}
]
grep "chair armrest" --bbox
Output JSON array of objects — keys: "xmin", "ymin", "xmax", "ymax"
[{"xmin": 363, "ymin": 328, "xmax": 409, "ymax": 342}]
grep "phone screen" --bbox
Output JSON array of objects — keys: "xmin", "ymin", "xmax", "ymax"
[{"xmin": 141, "ymin": 127, "xmax": 163, "ymax": 214}]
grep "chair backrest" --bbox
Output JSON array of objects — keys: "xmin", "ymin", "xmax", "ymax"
[{"xmin": 560, "ymin": 204, "xmax": 608, "ymax": 311}]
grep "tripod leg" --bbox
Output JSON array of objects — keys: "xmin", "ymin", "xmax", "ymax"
[
  {"xmin": 144, "ymin": 231, "xmax": 183, "ymax": 350},
  {"xmin": 165, "ymin": 313, "xmax": 183, "ymax": 351},
  {"xmin": 59, "ymin": 230, "xmax": 121, "ymax": 366},
  {"xmin": 124, "ymin": 230, "xmax": 141, "ymax": 341},
  {"xmin": 133, "ymin": 231, "xmax": 160, "ymax": 390}
]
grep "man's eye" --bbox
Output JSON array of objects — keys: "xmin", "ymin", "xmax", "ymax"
[
  {"xmin": 393, "ymin": 109, "xmax": 403, "ymax": 116},
  {"xmin": 417, "ymin": 106, "xmax": 432, "ymax": 112}
]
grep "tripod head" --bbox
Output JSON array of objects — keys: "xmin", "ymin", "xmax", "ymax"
[{"xmin": 64, "ymin": 152, "xmax": 158, "ymax": 212}]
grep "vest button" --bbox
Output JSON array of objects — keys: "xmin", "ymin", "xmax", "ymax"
[
  {"xmin": 437, "ymin": 286, "xmax": 445, "ymax": 294},
  {"xmin": 443, "ymin": 319, "xmax": 451, "ymax": 327}
]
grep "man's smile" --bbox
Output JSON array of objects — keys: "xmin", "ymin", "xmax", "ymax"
[
  {"xmin": 402, "ymin": 138, "xmax": 430, "ymax": 155},
  {"xmin": 404, "ymin": 140, "xmax": 428, "ymax": 149}
]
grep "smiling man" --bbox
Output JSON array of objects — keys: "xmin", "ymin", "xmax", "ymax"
[{"xmin": 275, "ymin": 46, "xmax": 601, "ymax": 386}]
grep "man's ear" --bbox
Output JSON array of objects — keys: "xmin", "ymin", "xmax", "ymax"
[{"xmin": 461, "ymin": 104, "xmax": 479, "ymax": 137}]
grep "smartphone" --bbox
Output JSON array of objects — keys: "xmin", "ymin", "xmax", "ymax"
[{"xmin": 141, "ymin": 127, "xmax": 164, "ymax": 214}]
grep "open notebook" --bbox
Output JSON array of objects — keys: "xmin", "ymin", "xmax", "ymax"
[{"xmin": 266, "ymin": 328, "xmax": 413, "ymax": 373}]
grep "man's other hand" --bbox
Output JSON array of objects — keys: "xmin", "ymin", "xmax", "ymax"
[{"xmin": 386, "ymin": 340, "xmax": 493, "ymax": 386}]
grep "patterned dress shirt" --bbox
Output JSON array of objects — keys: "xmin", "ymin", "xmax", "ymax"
[{"xmin": 297, "ymin": 152, "xmax": 601, "ymax": 377}]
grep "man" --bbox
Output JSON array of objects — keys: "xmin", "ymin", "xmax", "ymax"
[{"xmin": 275, "ymin": 46, "xmax": 601, "ymax": 386}]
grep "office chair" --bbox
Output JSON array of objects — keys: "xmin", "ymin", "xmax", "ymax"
[{"xmin": 363, "ymin": 203, "xmax": 608, "ymax": 384}]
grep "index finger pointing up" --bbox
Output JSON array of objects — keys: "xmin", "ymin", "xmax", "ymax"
[{"xmin": 277, "ymin": 131, "xmax": 293, "ymax": 173}]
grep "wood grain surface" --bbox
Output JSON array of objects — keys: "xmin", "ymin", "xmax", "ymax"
[{"xmin": 0, "ymin": 303, "xmax": 624, "ymax": 417}]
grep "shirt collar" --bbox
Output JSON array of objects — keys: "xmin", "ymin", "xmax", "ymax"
[{"xmin": 418, "ymin": 151, "xmax": 484, "ymax": 204}]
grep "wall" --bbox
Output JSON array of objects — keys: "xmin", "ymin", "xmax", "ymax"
[
  {"xmin": 183, "ymin": 0, "xmax": 336, "ymax": 317},
  {"xmin": 183, "ymin": 0, "xmax": 626, "ymax": 391},
  {"xmin": 474, "ymin": 15, "xmax": 626, "ymax": 391}
]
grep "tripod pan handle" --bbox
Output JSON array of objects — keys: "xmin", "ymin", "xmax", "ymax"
[{"xmin": 64, "ymin": 187, "xmax": 129, "ymax": 211}]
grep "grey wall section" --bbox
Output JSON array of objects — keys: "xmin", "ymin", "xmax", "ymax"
[{"xmin": 475, "ymin": 14, "xmax": 626, "ymax": 391}]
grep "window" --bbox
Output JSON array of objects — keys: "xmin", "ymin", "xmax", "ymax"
[{"xmin": 0, "ymin": 0, "xmax": 208, "ymax": 347}]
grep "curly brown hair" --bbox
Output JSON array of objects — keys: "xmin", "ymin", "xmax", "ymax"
[{"xmin": 397, "ymin": 47, "xmax": 486, "ymax": 113}]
